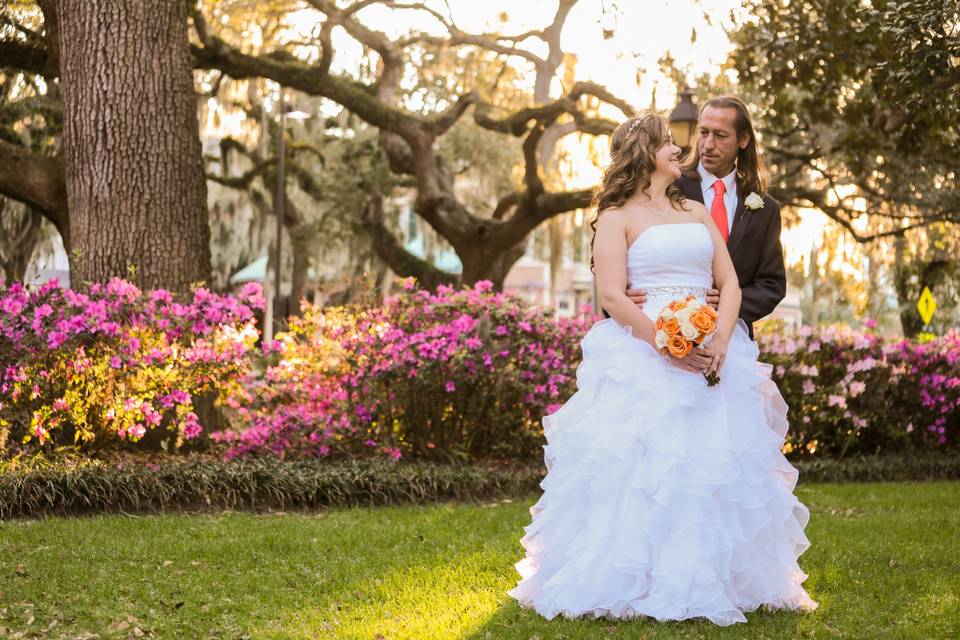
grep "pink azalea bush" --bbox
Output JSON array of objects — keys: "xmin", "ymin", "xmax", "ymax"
[
  {"xmin": 4, "ymin": 275, "xmax": 954, "ymax": 465},
  {"xmin": 214, "ymin": 280, "xmax": 598, "ymax": 462},
  {"xmin": 757, "ymin": 323, "xmax": 960, "ymax": 457},
  {"xmin": 0, "ymin": 278, "xmax": 263, "ymax": 454}
]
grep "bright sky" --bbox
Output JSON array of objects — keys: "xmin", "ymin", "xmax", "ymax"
[{"xmin": 288, "ymin": 0, "xmax": 739, "ymax": 111}]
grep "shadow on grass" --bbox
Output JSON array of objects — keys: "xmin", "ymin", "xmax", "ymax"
[{"xmin": 462, "ymin": 602, "xmax": 819, "ymax": 640}]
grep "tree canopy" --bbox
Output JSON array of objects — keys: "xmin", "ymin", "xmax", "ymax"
[{"xmin": 730, "ymin": 0, "xmax": 959, "ymax": 241}]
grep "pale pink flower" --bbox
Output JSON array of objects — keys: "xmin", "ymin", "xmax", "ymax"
[{"xmin": 828, "ymin": 395, "xmax": 847, "ymax": 409}]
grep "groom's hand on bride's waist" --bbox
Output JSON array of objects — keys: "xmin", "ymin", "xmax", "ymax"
[
  {"xmin": 707, "ymin": 288, "xmax": 720, "ymax": 310},
  {"xmin": 625, "ymin": 288, "xmax": 647, "ymax": 309}
]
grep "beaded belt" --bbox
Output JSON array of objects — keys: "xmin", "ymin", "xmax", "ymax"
[{"xmin": 642, "ymin": 286, "xmax": 708, "ymax": 298}]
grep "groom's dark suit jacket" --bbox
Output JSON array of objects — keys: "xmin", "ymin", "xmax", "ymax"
[{"xmin": 674, "ymin": 173, "xmax": 786, "ymax": 339}]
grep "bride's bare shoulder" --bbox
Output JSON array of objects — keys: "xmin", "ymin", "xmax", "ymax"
[
  {"xmin": 593, "ymin": 207, "xmax": 633, "ymax": 252},
  {"xmin": 594, "ymin": 206, "xmax": 628, "ymax": 232},
  {"xmin": 681, "ymin": 198, "xmax": 709, "ymax": 220}
]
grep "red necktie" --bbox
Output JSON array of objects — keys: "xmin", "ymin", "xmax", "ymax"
[{"xmin": 711, "ymin": 179, "xmax": 729, "ymax": 242}]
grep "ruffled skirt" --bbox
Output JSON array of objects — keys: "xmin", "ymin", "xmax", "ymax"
[{"xmin": 508, "ymin": 318, "xmax": 818, "ymax": 626}]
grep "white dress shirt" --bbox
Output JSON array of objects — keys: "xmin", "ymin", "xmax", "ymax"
[{"xmin": 698, "ymin": 162, "xmax": 739, "ymax": 235}]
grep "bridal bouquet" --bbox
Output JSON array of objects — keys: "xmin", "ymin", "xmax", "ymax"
[{"xmin": 654, "ymin": 294, "xmax": 721, "ymax": 386}]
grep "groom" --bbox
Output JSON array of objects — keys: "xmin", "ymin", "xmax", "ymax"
[{"xmin": 627, "ymin": 95, "xmax": 786, "ymax": 367}]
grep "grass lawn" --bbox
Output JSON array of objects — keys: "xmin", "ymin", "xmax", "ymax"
[{"xmin": 1, "ymin": 482, "xmax": 958, "ymax": 639}]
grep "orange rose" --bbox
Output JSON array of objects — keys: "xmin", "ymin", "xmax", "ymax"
[
  {"xmin": 691, "ymin": 308, "xmax": 718, "ymax": 335},
  {"xmin": 666, "ymin": 333, "xmax": 692, "ymax": 358},
  {"xmin": 661, "ymin": 318, "xmax": 681, "ymax": 336},
  {"xmin": 668, "ymin": 299, "xmax": 686, "ymax": 312},
  {"xmin": 655, "ymin": 317, "xmax": 665, "ymax": 331},
  {"xmin": 701, "ymin": 304, "xmax": 718, "ymax": 320}
]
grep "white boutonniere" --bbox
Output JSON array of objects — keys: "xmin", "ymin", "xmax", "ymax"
[{"xmin": 744, "ymin": 192, "xmax": 764, "ymax": 211}]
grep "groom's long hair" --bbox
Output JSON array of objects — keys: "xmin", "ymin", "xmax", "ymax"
[{"xmin": 682, "ymin": 96, "xmax": 768, "ymax": 197}]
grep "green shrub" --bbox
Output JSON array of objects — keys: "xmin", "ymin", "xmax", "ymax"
[{"xmin": 2, "ymin": 454, "xmax": 959, "ymax": 519}]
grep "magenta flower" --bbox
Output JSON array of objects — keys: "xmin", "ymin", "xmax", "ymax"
[
  {"xmin": 182, "ymin": 412, "xmax": 202, "ymax": 439},
  {"xmin": 47, "ymin": 331, "xmax": 68, "ymax": 349}
]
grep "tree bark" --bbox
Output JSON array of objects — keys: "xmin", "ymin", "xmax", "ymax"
[
  {"xmin": 289, "ymin": 241, "xmax": 309, "ymax": 314},
  {"xmin": 807, "ymin": 244, "xmax": 820, "ymax": 327},
  {"xmin": 0, "ymin": 141, "xmax": 69, "ymax": 245},
  {"xmin": 46, "ymin": 0, "xmax": 211, "ymax": 291},
  {"xmin": 892, "ymin": 232, "xmax": 922, "ymax": 338},
  {"xmin": 0, "ymin": 202, "xmax": 43, "ymax": 282}
]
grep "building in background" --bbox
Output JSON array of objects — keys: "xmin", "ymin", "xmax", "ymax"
[{"xmin": 504, "ymin": 254, "xmax": 594, "ymax": 317}]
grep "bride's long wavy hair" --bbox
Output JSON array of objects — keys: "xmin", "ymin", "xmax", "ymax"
[{"xmin": 589, "ymin": 113, "xmax": 685, "ymax": 271}]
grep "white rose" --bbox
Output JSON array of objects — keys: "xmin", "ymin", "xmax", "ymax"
[
  {"xmin": 745, "ymin": 192, "xmax": 764, "ymax": 210},
  {"xmin": 680, "ymin": 319, "xmax": 698, "ymax": 340},
  {"xmin": 660, "ymin": 307, "xmax": 675, "ymax": 321},
  {"xmin": 655, "ymin": 330, "xmax": 669, "ymax": 349},
  {"xmin": 675, "ymin": 306, "xmax": 694, "ymax": 323}
]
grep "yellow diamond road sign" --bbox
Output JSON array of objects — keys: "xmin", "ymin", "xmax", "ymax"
[{"xmin": 917, "ymin": 287, "xmax": 937, "ymax": 325}]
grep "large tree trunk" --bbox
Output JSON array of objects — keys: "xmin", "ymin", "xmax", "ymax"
[
  {"xmin": 46, "ymin": 0, "xmax": 211, "ymax": 291},
  {"xmin": 459, "ymin": 244, "xmax": 526, "ymax": 290}
]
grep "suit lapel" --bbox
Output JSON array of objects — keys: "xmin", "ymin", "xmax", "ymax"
[
  {"xmin": 726, "ymin": 183, "xmax": 752, "ymax": 256},
  {"xmin": 675, "ymin": 174, "xmax": 704, "ymax": 205}
]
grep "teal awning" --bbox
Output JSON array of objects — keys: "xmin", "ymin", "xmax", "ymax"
[
  {"xmin": 229, "ymin": 255, "xmax": 268, "ymax": 284},
  {"xmin": 403, "ymin": 237, "xmax": 462, "ymax": 274}
]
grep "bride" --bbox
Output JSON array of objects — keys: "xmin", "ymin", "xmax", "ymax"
[{"xmin": 507, "ymin": 113, "xmax": 818, "ymax": 626}]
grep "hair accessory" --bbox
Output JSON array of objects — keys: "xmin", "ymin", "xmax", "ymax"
[{"xmin": 626, "ymin": 117, "xmax": 642, "ymax": 136}]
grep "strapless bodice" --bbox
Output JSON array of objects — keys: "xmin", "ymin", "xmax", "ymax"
[
  {"xmin": 627, "ymin": 222, "xmax": 713, "ymax": 290},
  {"xmin": 627, "ymin": 223, "xmax": 714, "ymax": 320}
]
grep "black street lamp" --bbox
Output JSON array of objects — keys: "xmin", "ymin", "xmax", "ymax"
[
  {"xmin": 669, "ymin": 86, "xmax": 699, "ymax": 154},
  {"xmin": 268, "ymin": 93, "xmax": 310, "ymax": 340}
]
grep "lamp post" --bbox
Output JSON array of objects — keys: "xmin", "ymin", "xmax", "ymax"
[
  {"xmin": 268, "ymin": 93, "xmax": 311, "ymax": 341},
  {"xmin": 668, "ymin": 86, "xmax": 699, "ymax": 154}
]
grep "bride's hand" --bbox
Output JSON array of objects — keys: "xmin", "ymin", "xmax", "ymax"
[
  {"xmin": 687, "ymin": 346, "xmax": 714, "ymax": 373},
  {"xmin": 701, "ymin": 338, "xmax": 729, "ymax": 377},
  {"xmin": 665, "ymin": 352, "xmax": 700, "ymax": 373}
]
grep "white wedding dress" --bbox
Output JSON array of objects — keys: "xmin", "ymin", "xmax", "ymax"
[{"xmin": 508, "ymin": 223, "xmax": 817, "ymax": 626}]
